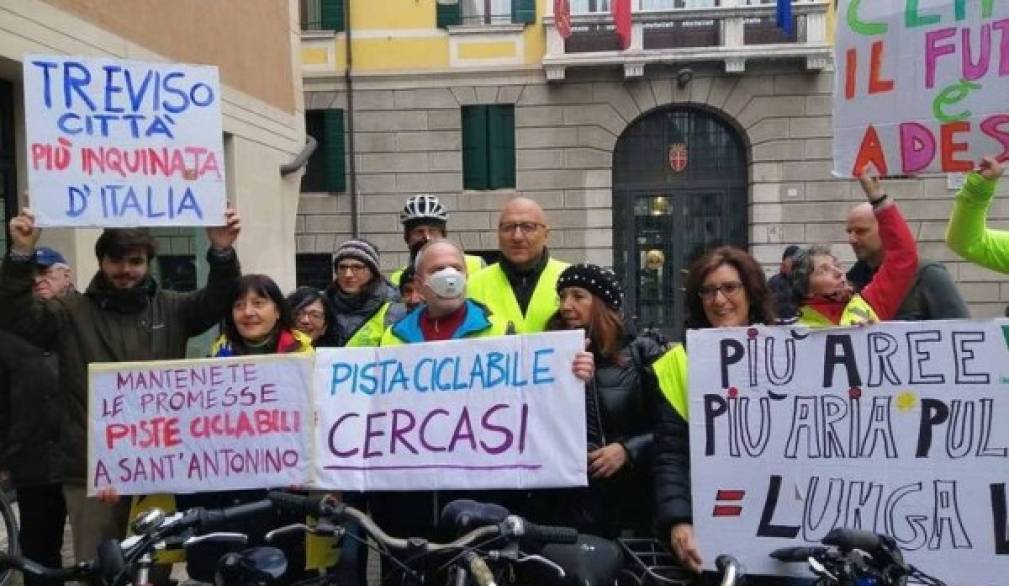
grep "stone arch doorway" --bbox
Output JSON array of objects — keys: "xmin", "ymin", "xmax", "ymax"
[{"xmin": 613, "ymin": 106, "xmax": 748, "ymax": 341}]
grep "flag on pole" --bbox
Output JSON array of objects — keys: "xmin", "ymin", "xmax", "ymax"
[
  {"xmin": 776, "ymin": 0, "xmax": 793, "ymax": 35},
  {"xmin": 611, "ymin": 0, "xmax": 631, "ymax": 50},
  {"xmin": 555, "ymin": 0, "xmax": 572, "ymax": 39}
]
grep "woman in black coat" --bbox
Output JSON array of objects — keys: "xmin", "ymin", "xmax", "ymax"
[{"xmin": 541, "ymin": 263, "xmax": 664, "ymax": 538}]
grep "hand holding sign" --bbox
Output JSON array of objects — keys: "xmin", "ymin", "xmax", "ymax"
[
  {"xmin": 207, "ymin": 206, "xmax": 241, "ymax": 250},
  {"xmin": 8, "ymin": 208, "xmax": 41, "ymax": 254}
]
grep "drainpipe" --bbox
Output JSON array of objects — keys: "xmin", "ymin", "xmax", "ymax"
[{"xmin": 345, "ymin": 0, "xmax": 359, "ymax": 237}]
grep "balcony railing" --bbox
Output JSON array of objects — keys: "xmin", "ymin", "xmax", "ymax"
[{"xmin": 543, "ymin": 0, "xmax": 831, "ymax": 80}]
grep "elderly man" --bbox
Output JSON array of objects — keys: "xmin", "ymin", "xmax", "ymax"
[
  {"xmin": 846, "ymin": 202, "xmax": 969, "ymax": 320},
  {"xmin": 374, "ymin": 239, "xmax": 592, "ymax": 581},
  {"xmin": 0, "ymin": 247, "xmax": 73, "ymax": 584},
  {"xmin": 0, "ymin": 207, "xmax": 241, "ymax": 563},
  {"xmin": 467, "ymin": 197, "xmax": 568, "ymax": 333}
]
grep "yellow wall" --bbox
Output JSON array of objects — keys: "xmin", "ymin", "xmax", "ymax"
[{"xmin": 304, "ymin": 0, "xmax": 546, "ymax": 73}]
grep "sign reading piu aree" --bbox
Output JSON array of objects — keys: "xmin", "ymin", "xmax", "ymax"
[{"xmin": 689, "ymin": 320, "xmax": 1009, "ymax": 585}]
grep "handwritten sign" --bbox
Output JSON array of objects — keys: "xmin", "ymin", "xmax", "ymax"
[
  {"xmin": 833, "ymin": 1, "xmax": 1009, "ymax": 177},
  {"xmin": 313, "ymin": 331, "xmax": 588, "ymax": 491},
  {"xmin": 688, "ymin": 320, "xmax": 1009, "ymax": 585},
  {"xmin": 23, "ymin": 55, "xmax": 226, "ymax": 227},
  {"xmin": 88, "ymin": 355, "xmax": 313, "ymax": 496}
]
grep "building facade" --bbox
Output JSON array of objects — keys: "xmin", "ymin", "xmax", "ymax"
[
  {"xmin": 295, "ymin": 0, "xmax": 852, "ymax": 339},
  {"xmin": 1, "ymin": 0, "xmax": 307, "ymax": 294}
]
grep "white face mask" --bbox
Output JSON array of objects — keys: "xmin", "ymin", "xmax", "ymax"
[{"xmin": 425, "ymin": 267, "xmax": 466, "ymax": 299}]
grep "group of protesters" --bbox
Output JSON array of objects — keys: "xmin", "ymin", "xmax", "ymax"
[{"xmin": 0, "ymin": 156, "xmax": 1006, "ymax": 584}]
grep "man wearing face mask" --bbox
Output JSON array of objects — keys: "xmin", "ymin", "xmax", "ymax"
[
  {"xmin": 374, "ymin": 240, "xmax": 594, "ymax": 582},
  {"xmin": 381, "ymin": 239, "xmax": 507, "ymax": 344}
]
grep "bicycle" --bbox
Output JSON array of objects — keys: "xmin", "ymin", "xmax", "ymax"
[
  {"xmin": 265, "ymin": 492, "xmax": 582, "ymax": 585},
  {"xmin": 0, "ymin": 498, "xmax": 277, "ymax": 586},
  {"xmin": 769, "ymin": 528, "xmax": 947, "ymax": 586}
]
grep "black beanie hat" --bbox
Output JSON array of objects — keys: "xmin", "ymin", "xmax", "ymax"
[{"xmin": 556, "ymin": 263, "xmax": 624, "ymax": 310}]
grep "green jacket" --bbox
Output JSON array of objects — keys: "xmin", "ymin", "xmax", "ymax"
[
  {"xmin": 946, "ymin": 172, "xmax": 1009, "ymax": 273},
  {"xmin": 0, "ymin": 249, "xmax": 240, "ymax": 483}
]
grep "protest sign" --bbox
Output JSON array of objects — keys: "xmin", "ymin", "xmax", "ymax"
[
  {"xmin": 22, "ymin": 55, "xmax": 226, "ymax": 227},
  {"xmin": 833, "ymin": 1, "xmax": 1009, "ymax": 177},
  {"xmin": 88, "ymin": 354, "xmax": 313, "ymax": 496},
  {"xmin": 687, "ymin": 320, "xmax": 1009, "ymax": 584},
  {"xmin": 313, "ymin": 331, "xmax": 587, "ymax": 491}
]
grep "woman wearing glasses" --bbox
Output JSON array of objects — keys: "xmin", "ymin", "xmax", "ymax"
[
  {"xmin": 653, "ymin": 246, "xmax": 779, "ymax": 581},
  {"xmin": 324, "ymin": 239, "xmax": 404, "ymax": 347},
  {"xmin": 287, "ymin": 287, "xmax": 336, "ymax": 346},
  {"xmin": 790, "ymin": 170, "xmax": 918, "ymax": 327}
]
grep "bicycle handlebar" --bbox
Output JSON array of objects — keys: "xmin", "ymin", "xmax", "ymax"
[
  {"xmin": 0, "ymin": 552, "xmax": 93, "ymax": 583},
  {"xmin": 715, "ymin": 554, "xmax": 744, "ymax": 586}
]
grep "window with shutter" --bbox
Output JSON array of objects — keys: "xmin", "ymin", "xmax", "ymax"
[
  {"xmin": 320, "ymin": 0, "xmax": 345, "ymax": 31},
  {"xmin": 437, "ymin": 2, "xmax": 462, "ymax": 28},
  {"xmin": 462, "ymin": 105, "xmax": 515, "ymax": 191},
  {"xmin": 487, "ymin": 106, "xmax": 516, "ymax": 189},
  {"xmin": 302, "ymin": 109, "xmax": 345, "ymax": 194},
  {"xmin": 511, "ymin": 0, "xmax": 535, "ymax": 24}
]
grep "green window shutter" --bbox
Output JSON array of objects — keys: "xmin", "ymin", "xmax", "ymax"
[
  {"xmin": 512, "ymin": 0, "xmax": 536, "ymax": 24},
  {"xmin": 487, "ymin": 106, "xmax": 516, "ymax": 189},
  {"xmin": 462, "ymin": 106, "xmax": 489, "ymax": 190},
  {"xmin": 321, "ymin": 0, "xmax": 345, "ymax": 32},
  {"xmin": 437, "ymin": 2, "xmax": 462, "ymax": 28},
  {"xmin": 323, "ymin": 109, "xmax": 346, "ymax": 193}
]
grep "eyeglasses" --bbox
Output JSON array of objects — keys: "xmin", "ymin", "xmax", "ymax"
[
  {"xmin": 336, "ymin": 263, "xmax": 369, "ymax": 275},
  {"xmin": 698, "ymin": 281, "xmax": 744, "ymax": 300},
  {"xmin": 498, "ymin": 222, "xmax": 546, "ymax": 235},
  {"xmin": 296, "ymin": 309, "xmax": 326, "ymax": 323}
]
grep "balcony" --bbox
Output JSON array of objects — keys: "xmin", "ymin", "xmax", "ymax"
[{"xmin": 543, "ymin": 0, "xmax": 831, "ymax": 80}]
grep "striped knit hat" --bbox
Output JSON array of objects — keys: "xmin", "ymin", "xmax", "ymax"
[{"xmin": 333, "ymin": 239, "xmax": 381, "ymax": 274}]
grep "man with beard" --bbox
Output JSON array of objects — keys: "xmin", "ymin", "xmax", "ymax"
[{"xmin": 0, "ymin": 207, "xmax": 241, "ymax": 563}]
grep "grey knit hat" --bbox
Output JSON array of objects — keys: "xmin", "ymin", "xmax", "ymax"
[{"xmin": 333, "ymin": 239, "xmax": 380, "ymax": 274}]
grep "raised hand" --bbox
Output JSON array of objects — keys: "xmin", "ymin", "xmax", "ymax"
[
  {"xmin": 9, "ymin": 208, "xmax": 41, "ymax": 253},
  {"xmin": 207, "ymin": 207, "xmax": 241, "ymax": 250},
  {"xmin": 978, "ymin": 156, "xmax": 1005, "ymax": 181}
]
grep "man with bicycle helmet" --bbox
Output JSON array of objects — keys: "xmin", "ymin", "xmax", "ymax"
[{"xmin": 390, "ymin": 193, "xmax": 485, "ymax": 286}]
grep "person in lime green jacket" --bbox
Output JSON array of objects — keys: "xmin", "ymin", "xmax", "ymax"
[{"xmin": 946, "ymin": 156, "xmax": 1009, "ymax": 273}]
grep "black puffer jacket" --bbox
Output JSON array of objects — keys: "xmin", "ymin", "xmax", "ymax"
[
  {"xmin": 0, "ymin": 331, "xmax": 62, "ymax": 485},
  {"xmin": 529, "ymin": 331, "xmax": 665, "ymax": 537}
]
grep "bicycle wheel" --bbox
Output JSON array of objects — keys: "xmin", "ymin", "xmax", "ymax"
[{"xmin": 0, "ymin": 487, "xmax": 20, "ymax": 586}]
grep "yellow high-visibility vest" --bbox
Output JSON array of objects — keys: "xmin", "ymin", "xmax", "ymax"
[
  {"xmin": 467, "ymin": 259, "xmax": 568, "ymax": 334},
  {"xmin": 797, "ymin": 294, "xmax": 878, "ymax": 328}
]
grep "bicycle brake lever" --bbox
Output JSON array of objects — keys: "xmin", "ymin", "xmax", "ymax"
[
  {"xmin": 513, "ymin": 554, "xmax": 566, "ymax": 579},
  {"xmin": 183, "ymin": 532, "xmax": 249, "ymax": 547},
  {"xmin": 808, "ymin": 557, "xmax": 837, "ymax": 581},
  {"xmin": 265, "ymin": 523, "xmax": 310, "ymax": 542}
]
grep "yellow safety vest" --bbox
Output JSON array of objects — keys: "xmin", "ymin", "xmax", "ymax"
[
  {"xmin": 467, "ymin": 259, "xmax": 568, "ymax": 334},
  {"xmin": 797, "ymin": 294, "xmax": 879, "ymax": 328},
  {"xmin": 653, "ymin": 344, "xmax": 689, "ymax": 421},
  {"xmin": 390, "ymin": 254, "xmax": 486, "ymax": 286},
  {"xmin": 345, "ymin": 302, "xmax": 391, "ymax": 347}
]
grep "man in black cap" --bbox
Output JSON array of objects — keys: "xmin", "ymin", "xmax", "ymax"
[
  {"xmin": 768, "ymin": 245, "xmax": 801, "ymax": 323},
  {"xmin": 0, "ymin": 246, "xmax": 73, "ymax": 584}
]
